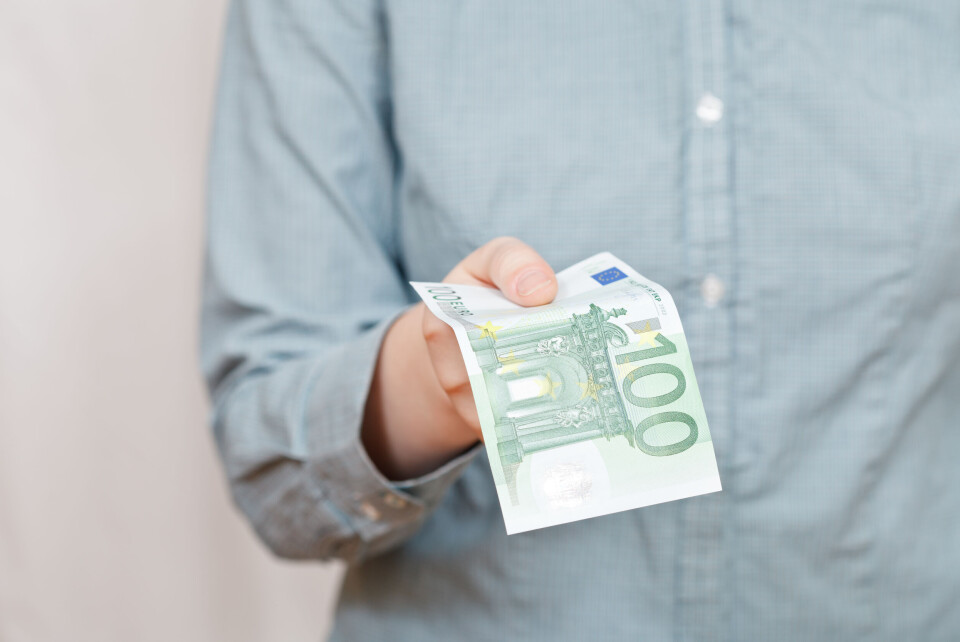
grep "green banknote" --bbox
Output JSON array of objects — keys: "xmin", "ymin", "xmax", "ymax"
[{"xmin": 411, "ymin": 253, "xmax": 721, "ymax": 534}]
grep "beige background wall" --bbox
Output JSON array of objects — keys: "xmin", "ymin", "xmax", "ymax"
[{"xmin": 0, "ymin": 1, "xmax": 343, "ymax": 639}]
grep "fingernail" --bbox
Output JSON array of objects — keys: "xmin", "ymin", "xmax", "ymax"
[{"xmin": 516, "ymin": 270, "xmax": 551, "ymax": 297}]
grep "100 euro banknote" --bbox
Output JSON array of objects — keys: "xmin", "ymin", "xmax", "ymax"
[{"xmin": 411, "ymin": 252, "xmax": 721, "ymax": 534}]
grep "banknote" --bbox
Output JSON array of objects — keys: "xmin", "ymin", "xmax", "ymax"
[{"xmin": 411, "ymin": 253, "xmax": 721, "ymax": 534}]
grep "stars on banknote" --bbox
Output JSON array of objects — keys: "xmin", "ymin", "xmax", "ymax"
[
  {"xmin": 499, "ymin": 350, "xmax": 525, "ymax": 376},
  {"xmin": 632, "ymin": 322, "xmax": 661, "ymax": 347},
  {"xmin": 576, "ymin": 374, "xmax": 604, "ymax": 401},
  {"xmin": 475, "ymin": 320, "xmax": 503, "ymax": 340},
  {"xmin": 536, "ymin": 373, "xmax": 562, "ymax": 399}
]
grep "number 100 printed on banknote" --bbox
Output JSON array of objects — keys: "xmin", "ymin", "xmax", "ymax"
[{"xmin": 411, "ymin": 253, "xmax": 721, "ymax": 534}]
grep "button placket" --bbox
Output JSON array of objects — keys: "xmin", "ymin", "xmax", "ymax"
[{"xmin": 676, "ymin": 1, "xmax": 735, "ymax": 640}]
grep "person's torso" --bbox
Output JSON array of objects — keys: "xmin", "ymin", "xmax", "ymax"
[{"xmin": 334, "ymin": 2, "xmax": 960, "ymax": 640}]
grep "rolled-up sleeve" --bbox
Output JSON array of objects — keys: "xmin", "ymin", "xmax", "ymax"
[{"xmin": 201, "ymin": 0, "xmax": 475, "ymax": 563}]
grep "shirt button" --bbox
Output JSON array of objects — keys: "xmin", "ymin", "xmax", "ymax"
[
  {"xmin": 700, "ymin": 274, "xmax": 725, "ymax": 307},
  {"xmin": 696, "ymin": 93, "xmax": 724, "ymax": 125},
  {"xmin": 359, "ymin": 501, "xmax": 381, "ymax": 521},
  {"xmin": 382, "ymin": 493, "xmax": 407, "ymax": 509}
]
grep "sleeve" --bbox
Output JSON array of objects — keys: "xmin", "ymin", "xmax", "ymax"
[{"xmin": 201, "ymin": 0, "xmax": 477, "ymax": 563}]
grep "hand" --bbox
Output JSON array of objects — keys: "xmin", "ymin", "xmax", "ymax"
[{"xmin": 362, "ymin": 237, "xmax": 558, "ymax": 480}]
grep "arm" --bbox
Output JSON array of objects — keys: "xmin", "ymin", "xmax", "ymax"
[
  {"xmin": 203, "ymin": 0, "xmax": 557, "ymax": 563},
  {"xmin": 202, "ymin": 0, "xmax": 439, "ymax": 562}
]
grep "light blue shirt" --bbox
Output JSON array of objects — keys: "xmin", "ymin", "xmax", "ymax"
[{"xmin": 202, "ymin": 2, "xmax": 960, "ymax": 640}]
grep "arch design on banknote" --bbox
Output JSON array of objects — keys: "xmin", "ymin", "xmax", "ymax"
[{"xmin": 469, "ymin": 304, "xmax": 645, "ymax": 504}]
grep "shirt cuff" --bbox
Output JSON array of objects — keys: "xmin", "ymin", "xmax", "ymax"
[
  {"xmin": 309, "ymin": 440, "xmax": 480, "ymax": 548},
  {"xmin": 303, "ymin": 308, "xmax": 481, "ymax": 552}
]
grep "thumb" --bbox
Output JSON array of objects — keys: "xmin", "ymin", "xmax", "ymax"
[{"xmin": 444, "ymin": 236, "xmax": 558, "ymax": 307}]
